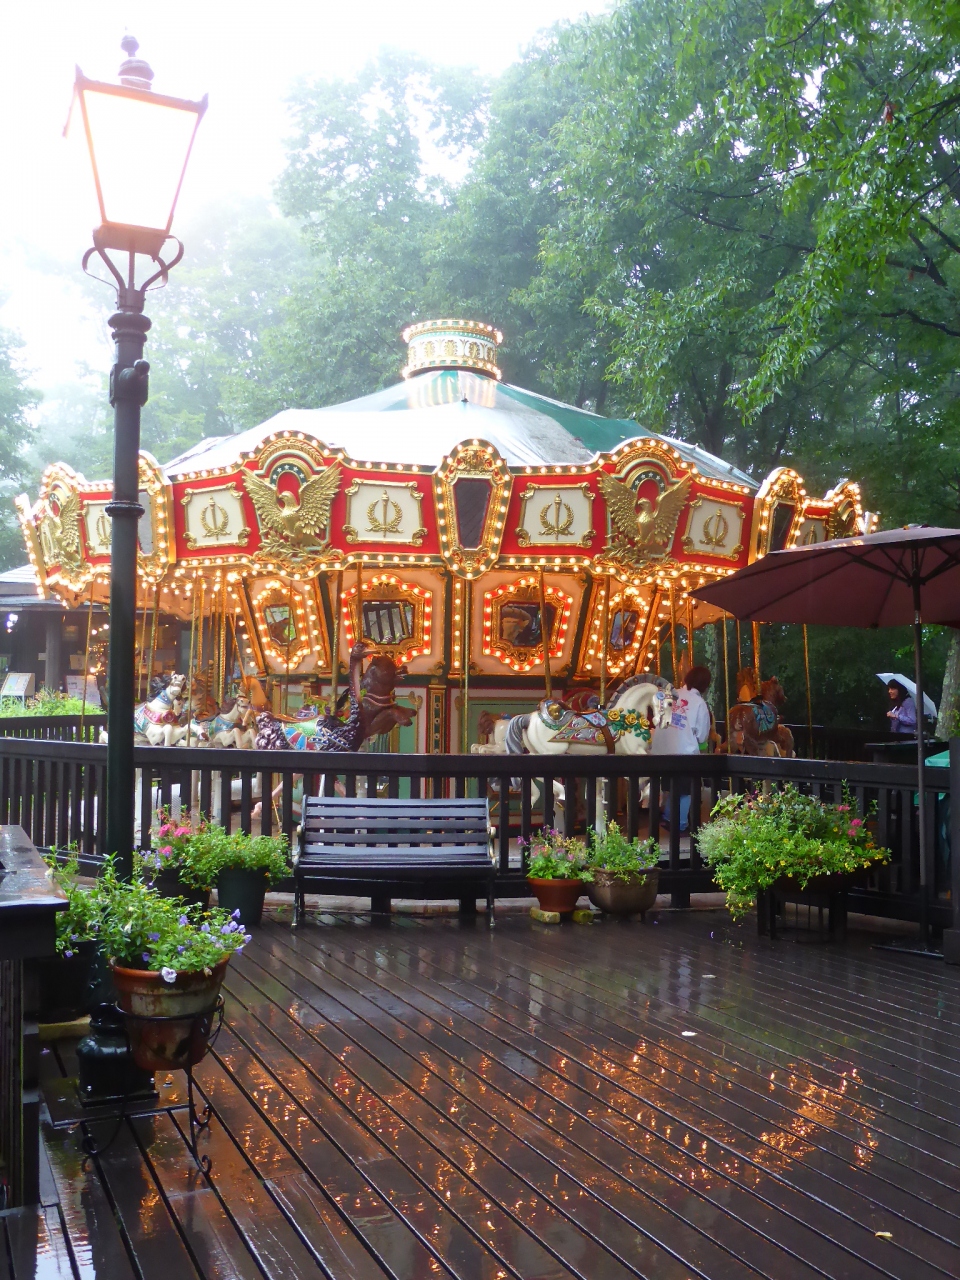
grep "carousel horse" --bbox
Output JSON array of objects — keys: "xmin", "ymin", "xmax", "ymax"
[
  {"xmin": 505, "ymin": 674, "xmax": 676, "ymax": 758},
  {"xmin": 133, "ymin": 674, "xmax": 208, "ymax": 747},
  {"xmin": 196, "ymin": 692, "xmax": 258, "ymax": 749},
  {"xmin": 726, "ymin": 668, "xmax": 795, "ymax": 757},
  {"xmin": 255, "ymin": 643, "xmax": 416, "ymax": 751}
]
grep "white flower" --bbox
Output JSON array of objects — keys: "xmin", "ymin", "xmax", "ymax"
[{"xmin": 160, "ymin": 967, "xmax": 178, "ymax": 985}]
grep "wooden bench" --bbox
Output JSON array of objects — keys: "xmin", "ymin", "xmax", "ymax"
[{"xmin": 294, "ymin": 797, "xmax": 496, "ymax": 925}]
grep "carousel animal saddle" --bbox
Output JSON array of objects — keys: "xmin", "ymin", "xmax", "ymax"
[
  {"xmin": 135, "ymin": 699, "xmax": 179, "ymax": 731},
  {"xmin": 739, "ymin": 698, "xmax": 778, "ymax": 735},
  {"xmin": 536, "ymin": 700, "xmax": 615, "ymax": 749}
]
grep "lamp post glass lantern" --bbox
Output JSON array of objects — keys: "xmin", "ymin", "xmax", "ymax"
[{"xmin": 69, "ymin": 36, "xmax": 206, "ymax": 879}]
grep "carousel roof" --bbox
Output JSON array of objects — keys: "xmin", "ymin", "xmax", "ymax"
[{"xmin": 165, "ymin": 362, "xmax": 756, "ymax": 488}]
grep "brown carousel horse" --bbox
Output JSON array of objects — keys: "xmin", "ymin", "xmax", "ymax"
[
  {"xmin": 726, "ymin": 668, "xmax": 795, "ymax": 757},
  {"xmin": 255, "ymin": 643, "xmax": 415, "ymax": 751}
]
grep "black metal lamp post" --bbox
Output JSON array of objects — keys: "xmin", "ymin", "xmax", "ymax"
[{"xmin": 69, "ymin": 36, "xmax": 206, "ymax": 879}]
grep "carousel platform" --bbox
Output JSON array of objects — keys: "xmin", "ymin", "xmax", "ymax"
[{"xmin": 33, "ymin": 907, "xmax": 960, "ymax": 1279}]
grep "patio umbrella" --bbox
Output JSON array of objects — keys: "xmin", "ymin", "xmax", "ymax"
[
  {"xmin": 693, "ymin": 525, "xmax": 960, "ymax": 952},
  {"xmin": 875, "ymin": 673, "xmax": 938, "ymax": 721}
]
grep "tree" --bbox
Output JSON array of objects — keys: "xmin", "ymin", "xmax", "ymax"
[
  {"xmin": 0, "ymin": 325, "xmax": 38, "ymax": 568},
  {"xmin": 237, "ymin": 51, "xmax": 488, "ymax": 418}
]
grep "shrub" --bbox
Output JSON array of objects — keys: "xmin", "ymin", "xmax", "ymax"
[
  {"xmin": 697, "ymin": 785, "xmax": 889, "ymax": 918},
  {"xmin": 588, "ymin": 821, "xmax": 660, "ymax": 880},
  {"xmin": 522, "ymin": 828, "xmax": 594, "ymax": 881}
]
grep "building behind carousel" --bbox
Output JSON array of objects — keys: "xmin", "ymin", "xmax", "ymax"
[{"xmin": 10, "ymin": 320, "xmax": 873, "ymax": 751}]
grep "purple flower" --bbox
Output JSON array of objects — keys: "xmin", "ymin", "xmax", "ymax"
[
  {"xmin": 201, "ymin": 923, "xmax": 210, "ymax": 933},
  {"xmin": 147, "ymin": 932, "xmax": 160, "ymax": 942},
  {"xmin": 220, "ymin": 923, "xmax": 234, "ymax": 934},
  {"xmin": 231, "ymin": 909, "xmax": 241, "ymax": 920},
  {"xmin": 178, "ymin": 915, "xmax": 188, "ymax": 926},
  {"xmin": 177, "ymin": 945, "xmax": 186, "ymax": 953},
  {"xmin": 64, "ymin": 949, "xmax": 74, "ymax": 958},
  {"xmin": 142, "ymin": 952, "xmax": 150, "ymax": 962}
]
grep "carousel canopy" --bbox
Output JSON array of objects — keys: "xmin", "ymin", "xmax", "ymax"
[
  {"xmin": 16, "ymin": 318, "xmax": 871, "ymax": 692},
  {"xmin": 165, "ymin": 368, "xmax": 757, "ymax": 482}
]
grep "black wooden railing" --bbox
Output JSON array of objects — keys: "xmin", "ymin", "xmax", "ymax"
[
  {"xmin": 0, "ymin": 715, "xmax": 106, "ymax": 743},
  {"xmin": 0, "ymin": 735, "xmax": 952, "ymax": 927}
]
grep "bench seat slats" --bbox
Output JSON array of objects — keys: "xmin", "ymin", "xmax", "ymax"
[{"xmin": 294, "ymin": 796, "xmax": 495, "ymax": 924}]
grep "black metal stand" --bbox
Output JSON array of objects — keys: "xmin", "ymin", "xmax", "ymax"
[{"xmin": 82, "ymin": 997, "xmax": 224, "ymax": 1173}]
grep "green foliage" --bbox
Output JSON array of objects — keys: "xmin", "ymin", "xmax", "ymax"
[
  {"xmin": 0, "ymin": 689, "xmax": 89, "ymax": 717},
  {"xmin": 587, "ymin": 821, "xmax": 660, "ymax": 880},
  {"xmin": 45, "ymin": 850, "xmax": 100, "ymax": 957},
  {"xmin": 697, "ymin": 785, "xmax": 890, "ymax": 917},
  {"xmin": 45, "ymin": 855, "xmax": 250, "ymax": 972},
  {"xmin": 94, "ymin": 865, "xmax": 250, "ymax": 974},
  {"xmin": 137, "ymin": 815, "xmax": 226, "ymax": 891},
  {"xmin": 214, "ymin": 832, "xmax": 290, "ymax": 885},
  {"xmin": 0, "ymin": 325, "xmax": 38, "ymax": 569},
  {"xmin": 523, "ymin": 828, "xmax": 594, "ymax": 881},
  {"xmin": 137, "ymin": 816, "xmax": 290, "ymax": 890}
]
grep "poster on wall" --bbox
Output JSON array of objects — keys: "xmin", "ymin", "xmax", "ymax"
[{"xmin": 65, "ymin": 675, "xmax": 101, "ymax": 707}]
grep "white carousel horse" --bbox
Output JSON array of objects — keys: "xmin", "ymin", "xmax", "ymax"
[
  {"xmin": 132, "ymin": 674, "xmax": 207, "ymax": 747},
  {"xmin": 506, "ymin": 676, "xmax": 676, "ymax": 758}
]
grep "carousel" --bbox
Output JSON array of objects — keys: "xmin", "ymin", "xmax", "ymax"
[{"xmin": 15, "ymin": 319, "xmax": 872, "ymax": 754}]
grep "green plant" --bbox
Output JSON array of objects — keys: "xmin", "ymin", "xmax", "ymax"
[
  {"xmin": 137, "ymin": 812, "xmax": 227, "ymax": 890},
  {"xmin": 214, "ymin": 832, "xmax": 290, "ymax": 884},
  {"xmin": 697, "ymin": 785, "xmax": 890, "ymax": 919},
  {"xmin": 588, "ymin": 821, "xmax": 659, "ymax": 880},
  {"xmin": 94, "ymin": 862, "xmax": 250, "ymax": 977},
  {"xmin": 0, "ymin": 689, "xmax": 90, "ymax": 717},
  {"xmin": 522, "ymin": 828, "xmax": 594, "ymax": 881},
  {"xmin": 44, "ymin": 850, "xmax": 101, "ymax": 956}
]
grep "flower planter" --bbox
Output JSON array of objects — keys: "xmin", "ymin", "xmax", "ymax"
[
  {"xmin": 527, "ymin": 877, "xmax": 584, "ymax": 916},
  {"xmin": 36, "ymin": 940, "xmax": 97, "ymax": 1023},
  {"xmin": 588, "ymin": 868, "xmax": 659, "ymax": 918},
  {"xmin": 112, "ymin": 957, "xmax": 229, "ymax": 1071},
  {"xmin": 152, "ymin": 870, "xmax": 211, "ymax": 911},
  {"xmin": 216, "ymin": 867, "xmax": 267, "ymax": 927}
]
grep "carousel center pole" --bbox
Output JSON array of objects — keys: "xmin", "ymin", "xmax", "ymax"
[
  {"xmin": 752, "ymin": 620, "xmax": 762, "ymax": 683},
  {"xmin": 722, "ymin": 612, "xmax": 731, "ymax": 733},
  {"xmin": 79, "ymin": 581, "xmax": 95, "ymax": 741},
  {"xmin": 802, "ymin": 623, "xmax": 814, "ymax": 756}
]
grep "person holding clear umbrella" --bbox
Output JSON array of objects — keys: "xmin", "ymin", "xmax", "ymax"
[
  {"xmin": 886, "ymin": 679, "xmax": 918, "ymax": 735},
  {"xmin": 878, "ymin": 672, "xmax": 937, "ymax": 738}
]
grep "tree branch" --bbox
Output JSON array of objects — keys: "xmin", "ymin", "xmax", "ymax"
[{"xmin": 880, "ymin": 309, "xmax": 960, "ymax": 338}]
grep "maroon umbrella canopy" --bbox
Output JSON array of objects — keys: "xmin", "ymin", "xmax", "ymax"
[{"xmin": 693, "ymin": 527, "xmax": 960, "ymax": 627}]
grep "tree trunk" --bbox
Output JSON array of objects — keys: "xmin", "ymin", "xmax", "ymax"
[{"xmin": 936, "ymin": 630, "xmax": 960, "ymax": 740}]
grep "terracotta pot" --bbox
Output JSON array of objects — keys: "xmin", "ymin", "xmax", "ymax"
[
  {"xmin": 527, "ymin": 877, "xmax": 585, "ymax": 915},
  {"xmin": 112, "ymin": 957, "xmax": 228, "ymax": 1071},
  {"xmin": 587, "ymin": 868, "xmax": 660, "ymax": 918},
  {"xmin": 152, "ymin": 870, "xmax": 211, "ymax": 911}
]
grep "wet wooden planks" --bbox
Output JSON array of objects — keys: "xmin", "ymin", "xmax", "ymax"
[{"xmin": 37, "ymin": 907, "xmax": 960, "ymax": 1279}]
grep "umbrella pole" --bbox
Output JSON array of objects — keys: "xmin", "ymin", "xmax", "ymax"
[
  {"xmin": 802, "ymin": 625, "xmax": 814, "ymax": 758},
  {"xmin": 911, "ymin": 557, "xmax": 932, "ymax": 951}
]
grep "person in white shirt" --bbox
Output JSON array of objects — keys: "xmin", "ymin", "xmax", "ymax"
[{"xmin": 651, "ymin": 665, "xmax": 712, "ymax": 831}]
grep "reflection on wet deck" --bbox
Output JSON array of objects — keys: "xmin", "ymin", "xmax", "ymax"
[{"xmin": 36, "ymin": 908, "xmax": 960, "ymax": 1279}]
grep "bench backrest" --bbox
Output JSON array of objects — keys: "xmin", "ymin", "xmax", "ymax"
[{"xmin": 300, "ymin": 797, "xmax": 490, "ymax": 856}]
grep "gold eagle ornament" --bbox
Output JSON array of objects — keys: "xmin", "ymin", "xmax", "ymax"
[
  {"xmin": 599, "ymin": 471, "xmax": 691, "ymax": 564},
  {"xmin": 43, "ymin": 489, "xmax": 83, "ymax": 576},
  {"xmin": 243, "ymin": 461, "xmax": 341, "ymax": 556}
]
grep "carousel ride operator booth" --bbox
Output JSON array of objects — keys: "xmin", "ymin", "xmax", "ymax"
[{"xmin": 15, "ymin": 320, "xmax": 872, "ymax": 747}]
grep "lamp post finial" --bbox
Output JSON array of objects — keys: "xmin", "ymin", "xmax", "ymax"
[{"xmin": 118, "ymin": 34, "xmax": 154, "ymax": 91}]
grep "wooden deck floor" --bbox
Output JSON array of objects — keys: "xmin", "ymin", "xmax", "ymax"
[{"xmin": 32, "ymin": 907, "xmax": 960, "ymax": 1280}]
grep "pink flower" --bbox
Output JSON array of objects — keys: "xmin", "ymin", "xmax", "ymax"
[
  {"xmin": 837, "ymin": 805, "xmax": 850, "ymax": 813},
  {"xmin": 175, "ymin": 826, "xmax": 192, "ymax": 838},
  {"xmin": 160, "ymin": 845, "xmax": 173, "ymax": 858},
  {"xmin": 157, "ymin": 823, "xmax": 173, "ymax": 837}
]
